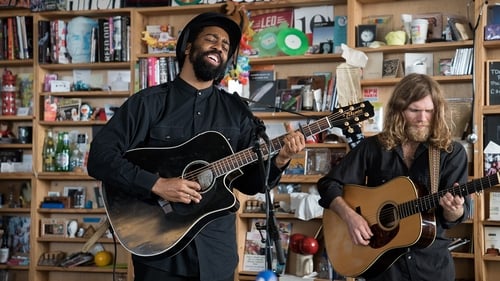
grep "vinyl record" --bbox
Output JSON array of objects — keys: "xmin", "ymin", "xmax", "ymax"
[
  {"xmin": 277, "ymin": 28, "xmax": 309, "ymax": 56},
  {"xmin": 174, "ymin": 0, "xmax": 202, "ymax": 5},
  {"xmin": 250, "ymin": 27, "xmax": 280, "ymax": 57}
]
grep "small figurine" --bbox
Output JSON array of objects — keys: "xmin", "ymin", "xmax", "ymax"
[{"xmin": 0, "ymin": 121, "xmax": 15, "ymax": 138}]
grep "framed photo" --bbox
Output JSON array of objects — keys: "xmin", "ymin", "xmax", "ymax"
[
  {"xmin": 41, "ymin": 218, "xmax": 67, "ymax": 237},
  {"xmin": 319, "ymin": 41, "xmax": 333, "ymax": 54},
  {"xmin": 63, "ymin": 187, "xmax": 86, "ymax": 208},
  {"xmin": 382, "ymin": 59, "xmax": 401, "ymax": 78}
]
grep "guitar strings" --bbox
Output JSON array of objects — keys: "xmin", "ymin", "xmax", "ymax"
[
  {"xmin": 352, "ymin": 175, "xmax": 496, "ymax": 227},
  {"xmin": 180, "ymin": 105, "xmax": 368, "ymax": 186},
  {"xmin": 180, "ymin": 110, "xmax": 352, "ymax": 184}
]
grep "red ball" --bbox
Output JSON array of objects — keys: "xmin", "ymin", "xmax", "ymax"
[
  {"xmin": 299, "ymin": 236, "xmax": 319, "ymax": 255},
  {"xmin": 289, "ymin": 233, "xmax": 305, "ymax": 253}
]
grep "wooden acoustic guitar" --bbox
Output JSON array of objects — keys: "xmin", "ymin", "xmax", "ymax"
[
  {"xmin": 102, "ymin": 101, "xmax": 374, "ymax": 257},
  {"xmin": 323, "ymin": 173, "xmax": 500, "ymax": 278}
]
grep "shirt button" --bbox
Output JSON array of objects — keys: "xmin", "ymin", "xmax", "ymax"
[
  {"xmin": 196, "ymin": 111, "xmax": 201, "ymax": 115},
  {"xmin": 198, "ymin": 92, "xmax": 202, "ymax": 96},
  {"xmin": 407, "ymin": 255, "xmax": 412, "ymax": 260}
]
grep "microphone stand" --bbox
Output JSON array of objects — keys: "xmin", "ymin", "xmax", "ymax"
[{"xmin": 252, "ymin": 117, "xmax": 286, "ymax": 275}]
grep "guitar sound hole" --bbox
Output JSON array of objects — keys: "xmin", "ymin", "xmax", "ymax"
[
  {"xmin": 379, "ymin": 203, "xmax": 399, "ymax": 230},
  {"xmin": 183, "ymin": 160, "xmax": 214, "ymax": 192}
]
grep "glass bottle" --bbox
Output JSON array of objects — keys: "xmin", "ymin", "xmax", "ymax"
[
  {"xmin": 301, "ymin": 84, "xmax": 313, "ymax": 111},
  {"xmin": 0, "ymin": 228, "xmax": 9, "ymax": 264},
  {"xmin": 54, "ymin": 132, "xmax": 64, "ymax": 171},
  {"xmin": 42, "ymin": 129, "xmax": 56, "ymax": 172},
  {"xmin": 55, "ymin": 132, "xmax": 70, "ymax": 171}
]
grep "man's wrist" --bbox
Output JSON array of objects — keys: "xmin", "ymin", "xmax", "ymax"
[{"xmin": 274, "ymin": 155, "xmax": 290, "ymax": 168}]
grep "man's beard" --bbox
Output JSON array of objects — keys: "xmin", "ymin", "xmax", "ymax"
[
  {"xmin": 406, "ymin": 125, "xmax": 430, "ymax": 142},
  {"xmin": 189, "ymin": 47, "xmax": 228, "ymax": 82}
]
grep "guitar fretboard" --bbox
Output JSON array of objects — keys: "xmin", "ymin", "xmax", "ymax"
[{"xmin": 398, "ymin": 172, "xmax": 500, "ymax": 219}]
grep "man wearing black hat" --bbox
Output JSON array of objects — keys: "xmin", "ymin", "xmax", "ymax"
[{"xmin": 87, "ymin": 12, "xmax": 305, "ymax": 281}]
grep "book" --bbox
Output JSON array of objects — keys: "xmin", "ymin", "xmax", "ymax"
[
  {"xmin": 312, "ymin": 21, "xmax": 334, "ymax": 54},
  {"xmin": 248, "ymin": 66, "xmax": 276, "ymax": 112},
  {"xmin": 6, "ymin": 216, "xmax": 31, "ymax": 255},
  {"xmin": 112, "ymin": 16, "xmax": 122, "ymax": 62},
  {"xmin": 382, "ymin": 58, "xmax": 402, "ymax": 78},
  {"xmin": 250, "ymin": 8, "xmax": 293, "ymax": 33},
  {"xmin": 363, "ymin": 102, "xmax": 383, "ymax": 133},
  {"xmin": 56, "ymin": 98, "xmax": 82, "ymax": 121},
  {"xmin": 446, "ymin": 14, "xmax": 473, "ymax": 41},
  {"xmin": 333, "ymin": 16, "xmax": 347, "ymax": 53},
  {"xmin": 145, "ymin": 24, "xmax": 176, "ymax": 54},
  {"xmin": 50, "ymin": 19, "xmax": 69, "ymax": 64},
  {"xmin": 293, "ymin": 5, "xmax": 334, "ymax": 40},
  {"xmin": 363, "ymin": 52, "xmax": 383, "ymax": 79},
  {"xmin": 98, "ymin": 18, "xmax": 112, "ymax": 62},
  {"xmin": 243, "ymin": 219, "xmax": 292, "ymax": 272}
]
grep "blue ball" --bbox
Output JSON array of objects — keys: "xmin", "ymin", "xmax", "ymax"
[{"xmin": 255, "ymin": 270, "xmax": 277, "ymax": 281}]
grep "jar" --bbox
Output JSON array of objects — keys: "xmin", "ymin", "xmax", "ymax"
[{"xmin": 1, "ymin": 69, "xmax": 17, "ymax": 116}]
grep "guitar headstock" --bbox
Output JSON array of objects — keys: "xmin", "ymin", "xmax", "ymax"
[{"xmin": 328, "ymin": 101, "xmax": 375, "ymax": 130}]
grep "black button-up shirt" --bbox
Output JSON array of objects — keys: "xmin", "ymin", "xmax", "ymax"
[{"xmin": 88, "ymin": 77, "xmax": 284, "ymax": 280}]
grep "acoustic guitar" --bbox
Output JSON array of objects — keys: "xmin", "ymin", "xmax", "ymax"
[
  {"xmin": 102, "ymin": 101, "xmax": 374, "ymax": 257},
  {"xmin": 323, "ymin": 173, "xmax": 500, "ymax": 278}
]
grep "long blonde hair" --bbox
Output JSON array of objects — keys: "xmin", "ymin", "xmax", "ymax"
[{"xmin": 377, "ymin": 73, "xmax": 453, "ymax": 152}]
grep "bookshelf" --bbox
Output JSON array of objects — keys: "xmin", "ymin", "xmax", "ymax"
[{"xmin": 0, "ymin": 0, "xmax": 491, "ymax": 280}]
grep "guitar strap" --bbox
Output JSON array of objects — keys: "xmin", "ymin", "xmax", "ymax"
[{"xmin": 429, "ymin": 145, "xmax": 440, "ymax": 194}]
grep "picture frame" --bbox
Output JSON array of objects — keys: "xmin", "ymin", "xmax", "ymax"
[
  {"xmin": 382, "ymin": 59, "xmax": 401, "ymax": 78},
  {"xmin": 41, "ymin": 218, "xmax": 67, "ymax": 237},
  {"xmin": 63, "ymin": 187, "xmax": 86, "ymax": 208}
]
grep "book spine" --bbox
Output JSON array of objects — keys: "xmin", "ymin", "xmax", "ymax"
[
  {"xmin": 50, "ymin": 20, "xmax": 57, "ymax": 63},
  {"xmin": 7, "ymin": 17, "xmax": 14, "ymax": 60},
  {"xmin": 168, "ymin": 56, "xmax": 176, "ymax": 82},
  {"xmin": 99, "ymin": 18, "xmax": 111, "ymax": 62},
  {"xmin": 0, "ymin": 18, "xmax": 4, "ymax": 60},
  {"xmin": 24, "ymin": 16, "xmax": 33, "ymax": 60},
  {"xmin": 112, "ymin": 15, "xmax": 122, "ymax": 62},
  {"xmin": 120, "ymin": 16, "xmax": 129, "ymax": 62},
  {"xmin": 15, "ymin": 16, "xmax": 24, "ymax": 59},
  {"xmin": 56, "ymin": 20, "xmax": 68, "ymax": 64},
  {"xmin": 158, "ymin": 57, "xmax": 168, "ymax": 84},
  {"xmin": 147, "ymin": 56, "xmax": 157, "ymax": 87},
  {"xmin": 38, "ymin": 20, "xmax": 50, "ymax": 63},
  {"xmin": 108, "ymin": 16, "xmax": 114, "ymax": 60}
]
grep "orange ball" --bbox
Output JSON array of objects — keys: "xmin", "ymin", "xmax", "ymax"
[{"xmin": 94, "ymin": 251, "xmax": 113, "ymax": 267}]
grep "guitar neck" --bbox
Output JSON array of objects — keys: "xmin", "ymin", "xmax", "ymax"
[
  {"xmin": 209, "ymin": 102, "xmax": 374, "ymax": 179},
  {"xmin": 399, "ymin": 172, "xmax": 500, "ymax": 219}
]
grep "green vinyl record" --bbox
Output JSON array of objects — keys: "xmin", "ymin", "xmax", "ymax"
[
  {"xmin": 175, "ymin": 0, "xmax": 202, "ymax": 5},
  {"xmin": 277, "ymin": 28, "xmax": 309, "ymax": 56},
  {"xmin": 250, "ymin": 26, "xmax": 280, "ymax": 57}
]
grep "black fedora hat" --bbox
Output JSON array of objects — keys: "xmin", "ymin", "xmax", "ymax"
[{"xmin": 176, "ymin": 12, "xmax": 242, "ymax": 70}]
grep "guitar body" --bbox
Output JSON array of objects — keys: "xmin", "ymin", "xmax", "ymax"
[
  {"xmin": 323, "ymin": 177, "xmax": 436, "ymax": 278},
  {"xmin": 103, "ymin": 131, "xmax": 240, "ymax": 257}
]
